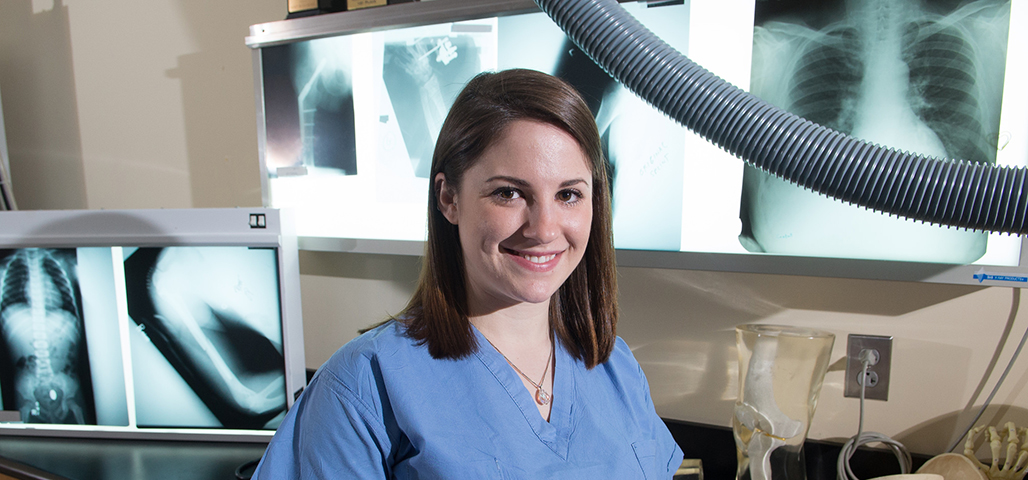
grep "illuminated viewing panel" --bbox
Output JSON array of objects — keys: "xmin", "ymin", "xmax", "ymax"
[
  {"xmin": 250, "ymin": 0, "xmax": 1027, "ymax": 285},
  {"xmin": 0, "ymin": 209, "xmax": 304, "ymax": 441}
]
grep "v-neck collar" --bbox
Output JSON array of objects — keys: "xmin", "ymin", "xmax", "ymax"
[{"xmin": 471, "ymin": 325, "xmax": 574, "ymax": 460}]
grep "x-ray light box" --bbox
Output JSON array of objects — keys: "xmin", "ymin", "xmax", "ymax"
[
  {"xmin": 0, "ymin": 208, "xmax": 305, "ymax": 442},
  {"xmin": 246, "ymin": 0, "xmax": 1028, "ymax": 286}
]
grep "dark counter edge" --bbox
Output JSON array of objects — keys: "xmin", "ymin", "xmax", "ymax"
[
  {"xmin": 0, "ymin": 419, "xmax": 932, "ymax": 480},
  {"xmin": 0, "ymin": 455, "xmax": 66, "ymax": 480},
  {"xmin": 664, "ymin": 418, "xmax": 933, "ymax": 479}
]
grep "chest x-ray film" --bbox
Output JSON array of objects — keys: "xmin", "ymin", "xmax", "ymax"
[
  {"xmin": 0, "ymin": 208, "xmax": 303, "ymax": 441},
  {"xmin": 742, "ymin": 0, "xmax": 1012, "ymax": 264}
]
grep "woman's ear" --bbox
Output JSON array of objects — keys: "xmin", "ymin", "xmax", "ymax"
[{"xmin": 436, "ymin": 172, "xmax": 459, "ymax": 225}]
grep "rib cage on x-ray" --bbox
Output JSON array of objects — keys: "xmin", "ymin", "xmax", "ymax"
[
  {"xmin": 0, "ymin": 249, "xmax": 94, "ymax": 425},
  {"xmin": 904, "ymin": 18, "xmax": 995, "ymax": 164},
  {"xmin": 785, "ymin": 2, "xmax": 1002, "ymax": 165},
  {"xmin": 741, "ymin": 0, "xmax": 1009, "ymax": 262}
]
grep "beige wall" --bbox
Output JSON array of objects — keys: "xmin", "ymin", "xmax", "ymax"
[{"xmin": 1, "ymin": 0, "xmax": 1026, "ymax": 458}]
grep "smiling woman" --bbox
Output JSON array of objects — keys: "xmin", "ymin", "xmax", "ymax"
[
  {"xmin": 253, "ymin": 69, "xmax": 683, "ymax": 479},
  {"xmin": 436, "ymin": 120, "xmax": 594, "ymax": 316}
]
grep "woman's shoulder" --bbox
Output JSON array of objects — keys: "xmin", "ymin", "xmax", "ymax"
[
  {"xmin": 605, "ymin": 336, "xmax": 642, "ymax": 371},
  {"xmin": 315, "ymin": 319, "xmax": 423, "ymax": 386},
  {"xmin": 587, "ymin": 336, "xmax": 653, "ymax": 395}
]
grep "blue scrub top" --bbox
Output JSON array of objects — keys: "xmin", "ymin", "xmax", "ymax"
[{"xmin": 254, "ymin": 320, "xmax": 683, "ymax": 479}]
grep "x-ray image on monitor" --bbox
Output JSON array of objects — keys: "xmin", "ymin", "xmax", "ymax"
[
  {"xmin": 0, "ymin": 248, "xmax": 96, "ymax": 425},
  {"xmin": 262, "ymin": 35, "xmax": 357, "ymax": 177},
  {"xmin": 498, "ymin": 5, "xmax": 689, "ymax": 251},
  {"xmin": 381, "ymin": 25, "xmax": 488, "ymax": 179},
  {"xmin": 122, "ymin": 246, "xmax": 287, "ymax": 430},
  {"xmin": 742, "ymin": 0, "xmax": 1011, "ymax": 263}
]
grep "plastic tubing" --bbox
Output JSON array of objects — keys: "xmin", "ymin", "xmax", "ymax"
[{"xmin": 534, "ymin": 0, "xmax": 1028, "ymax": 235}]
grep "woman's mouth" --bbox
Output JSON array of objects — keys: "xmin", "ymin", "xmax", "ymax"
[
  {"xmin": 521, "ymin": 253, "xmax": 556, "ymax": 264},
  {"xmin": 503, "ymin": 247, "xmax": 562, "ymax": 269}
]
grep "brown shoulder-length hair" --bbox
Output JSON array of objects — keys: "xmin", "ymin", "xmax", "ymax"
[{"xmin": 398, "ymin": 68, "xmax": 617, "ymax": 369}]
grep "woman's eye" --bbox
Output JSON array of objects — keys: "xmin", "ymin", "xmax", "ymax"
[
  {"xmin": 557, "ymin": 189, "xmax": 583, "ymax": 204},
  {"xmin": 493, "ymin": 187, "xmax": 521, "ymax": 201}
]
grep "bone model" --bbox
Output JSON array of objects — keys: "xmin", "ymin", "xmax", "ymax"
[{"xmin": 736, "ymin": 334, "xmax": 804, "ymax": 480}]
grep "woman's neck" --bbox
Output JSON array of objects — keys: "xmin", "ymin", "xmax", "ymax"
[
  {"xmin": 469, "ymin": 301, "xmax": 551, "ymax": 349},
  {"xmin": 470, "ymin": 300, "xmax": 555, "ymax": 422}
]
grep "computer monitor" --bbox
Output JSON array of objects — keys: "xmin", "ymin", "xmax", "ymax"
[{"xmin": 0, "ymin": 208, "xmax": 304, "ymax": 442}]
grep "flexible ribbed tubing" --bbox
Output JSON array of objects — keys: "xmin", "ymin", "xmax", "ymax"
[{"xmin": 535, "ymin": 0, "xmax": 1028, "ymax": 235}]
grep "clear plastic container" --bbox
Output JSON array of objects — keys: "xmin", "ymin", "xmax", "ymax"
[{"xmin": 733, "ymin": 324, "xmax": 835, "ymax": 480}]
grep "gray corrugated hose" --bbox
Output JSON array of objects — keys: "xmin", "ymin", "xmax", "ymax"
[{"xmin": 534, "ymin": 0, "xmax": 1027, "ymax": 235}]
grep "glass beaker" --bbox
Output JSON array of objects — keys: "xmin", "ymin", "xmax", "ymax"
[{"xmin": 733, "ymin": 324, "xmax": 835, "ymax": 480}]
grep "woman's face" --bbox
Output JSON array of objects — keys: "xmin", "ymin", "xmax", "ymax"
[{"xmin": 437, "ymin": 119, "xmax": 593, "ymax": 314}]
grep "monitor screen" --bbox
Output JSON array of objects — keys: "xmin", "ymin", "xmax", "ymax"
[
  {"xmin": 0, "ymin": 208, "xmax": 304, "ymax": 441},
  {"xmin": 247, "ymin": 0, "xmax": 1027, "ymax": 286}
]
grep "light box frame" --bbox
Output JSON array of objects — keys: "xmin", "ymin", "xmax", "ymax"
[
  {"xmin": 0, "ymin": 208, "xmax": 305, "ymax": 443},
  {"xmin": 246, "ymin": 0, "xmax": 1028, "ymax": 287}
]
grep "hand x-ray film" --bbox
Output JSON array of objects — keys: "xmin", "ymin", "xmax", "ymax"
[{"xmin": 380, "ymin": 23, "xmax": 492, "ymax": 179}]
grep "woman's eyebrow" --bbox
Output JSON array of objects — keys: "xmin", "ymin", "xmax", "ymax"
[
  {"xmin": 484, "ymin": 175, "xmax": 529, "ymax": 187},
  {"xmin": 484, "ymin": 176, "xmax": 590, "ymax": 188}
]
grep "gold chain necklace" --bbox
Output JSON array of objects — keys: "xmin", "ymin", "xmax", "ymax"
[{"xmin": 482, "ymin": 335, "xmax": 553, "ymax": 406}]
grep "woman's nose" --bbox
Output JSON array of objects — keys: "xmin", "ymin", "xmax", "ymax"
[{"xmin": 522, "ymin": 202, "xmax": 560, "ymax": 244}]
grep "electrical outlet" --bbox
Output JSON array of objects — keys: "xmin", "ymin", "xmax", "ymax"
[{"xmin": 844, "ymin": 334, "xmax": 892, "ymax": 401}]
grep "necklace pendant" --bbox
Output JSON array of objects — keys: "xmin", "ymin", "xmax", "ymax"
[{"xmin": 535, "ymin": 388, "xmax": 551, "ymax": 405}]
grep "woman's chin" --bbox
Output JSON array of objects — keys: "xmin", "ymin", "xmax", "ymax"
[{"xmin": 513, "ymin": 285, "xmax": 563, "ymax": 306}]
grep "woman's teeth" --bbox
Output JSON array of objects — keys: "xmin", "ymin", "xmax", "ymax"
[{"xmin": 522, "ymin": 253, "xmax": 556, "ymax": 264}]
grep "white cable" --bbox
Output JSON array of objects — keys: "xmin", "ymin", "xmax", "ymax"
[
  {"xmin": 837, "ymin": 352, "xmax": 912, "ymax": 480},
  {"xmin": 946, "ymin": 289, "xmax": 1028, "ymax": 453}
]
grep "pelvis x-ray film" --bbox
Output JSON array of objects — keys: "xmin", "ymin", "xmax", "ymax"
[
  {"xmin": 0, "ymin": 248, "xmax": 97, "ymax": 425},
  {"xmin": 497, "ymin": 5, "xmax": 690, "ymax": 251},
  {"xmin": 123, "ymin": 247, "xmax": 287, "ymax": 430},
  {"xmin": 262, "ymin": 35, "xmax": 357, "ymax": 177},
  {"xmin": 743, "ymin": 0, "xmax": 1010, "ymax": 263}
]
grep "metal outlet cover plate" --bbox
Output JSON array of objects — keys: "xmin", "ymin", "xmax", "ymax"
[{"xmin": 844, "ymin": 334, "xmax": 893, "ymax": 401}]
